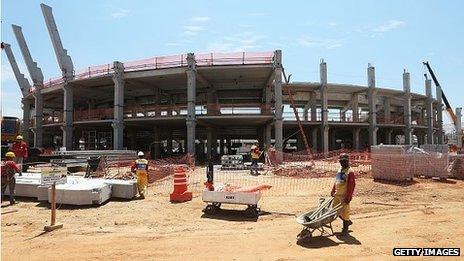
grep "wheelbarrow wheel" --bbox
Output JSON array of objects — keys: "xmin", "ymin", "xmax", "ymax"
[
  {"xmin": 246, "ymin": 205, "xmax": 259, "ymax": 218},
  {"xmin": 296, "ymin": 228, "xmax": 312, "ymax": 241},
  {"xmin": 204, "ymin": 204, "xmax": 218, "ymax": 215}
]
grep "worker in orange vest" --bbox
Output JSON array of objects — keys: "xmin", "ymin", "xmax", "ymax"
[
  {"xmin": 331, "ymin": 153, "xmax": 356, "ymax": 235},
  {"xmin": 131, "ymin": 151, "xmax": 149, "ymax": 199},
  {"xmin": 1, "ymin": 152, "xmax": 20, "ymax": 205},
  {"xmin": 250, "ymin": 144, "xmax": 261, "ymax": 175},
  {"xmin": 11, "ymin": 135, "xmax": 28, "ymax": 175}
]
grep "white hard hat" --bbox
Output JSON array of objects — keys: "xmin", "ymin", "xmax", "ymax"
[
  {"xmin": 251, "ymin": 145, "xmax": 257, "ymax": 150},
  {"xmin": 137, "ymin": 151, "xmax": 144, "ymax": 157}
]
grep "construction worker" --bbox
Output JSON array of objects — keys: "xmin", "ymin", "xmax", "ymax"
[
  {"xmin": 1, "ymin": 152, "xmax": 20, "ymax": 205},
  {"xmin": 250, "ymin": 144, "xmax": 260, "ymax": 175},
  {"xmin": 330, "ymin": 153, "xmax": 356, "ymax": 236},
  {"xmin": 11, "ymin": 135, "xmax": 28, "ymax": 175},
  {"xmin": 131, "ymin": 151, "xmax": 149, "ymax": 199}
]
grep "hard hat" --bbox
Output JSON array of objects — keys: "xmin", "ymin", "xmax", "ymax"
[
  {"xmin": 16, "ymin": 135, "xmax": 23, "ymax": 140},
  {"xmin": 339, "ymin": 153, "xmax": 349, "ymax": 160},
  {"xmin": 251, "ymin": 145, "xmax": 257, "ymax": 150},
  {"xmin": 137, "ymin": 151, "xmax": 144, "ymax": 157},
  {"xmin": 5, "ymin": 151, "xmax": 16, "ymax": 158}
]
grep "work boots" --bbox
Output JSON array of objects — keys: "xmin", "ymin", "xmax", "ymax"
[{"xmin": 341, "ymin": 220, "xmax": 352, "ymax": 235}]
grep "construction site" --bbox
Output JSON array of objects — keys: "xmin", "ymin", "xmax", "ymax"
[{"xmin": 2, "ymin": 2, "xmax": 464, "ymax": 260}]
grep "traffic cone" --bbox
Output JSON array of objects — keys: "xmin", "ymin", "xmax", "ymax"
[{"xmin": 170, "ymin": 167, "xmax": 192, "ymax": 202}]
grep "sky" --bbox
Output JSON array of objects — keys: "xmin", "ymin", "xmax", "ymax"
[{"xmin": 1, "ymin": 0, "xmax": 463, "ymax": 124}]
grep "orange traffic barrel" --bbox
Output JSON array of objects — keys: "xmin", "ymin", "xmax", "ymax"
[{"xmin": 170, "ymin": 167, "xmax": 192, "ymax": 202}]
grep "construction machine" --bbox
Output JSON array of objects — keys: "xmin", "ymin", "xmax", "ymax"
[{"xmin": 423, "ymin": 62, "xmax": 463, "ymax": 149}]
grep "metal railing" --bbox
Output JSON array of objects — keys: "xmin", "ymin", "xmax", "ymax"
[{"xmin": 38, "ymin": 51, "xmax": 274, "ymax": 91}]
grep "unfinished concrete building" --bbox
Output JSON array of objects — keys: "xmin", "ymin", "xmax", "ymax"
[{"xmin": 5, "ymin": 4, "xmax": 445, "ymax": 162}]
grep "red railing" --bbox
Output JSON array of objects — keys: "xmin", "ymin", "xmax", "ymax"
[{"xmin": 36, "ymin": 52, "xmax": 274, "ymax": 91}]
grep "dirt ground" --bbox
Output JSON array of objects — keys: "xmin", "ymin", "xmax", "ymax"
[{"xmin": 2, "ymin": 168, "xmax": 463, "ymax": 260}]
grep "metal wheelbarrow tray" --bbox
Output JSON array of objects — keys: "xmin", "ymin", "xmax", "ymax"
[
  {"xmin": 295, "ymin": 197, "xmax": 343, "ymax": 241},
  {"xmin": 202, "ymin": 190, "xmax": 261, "ymax": 218}
]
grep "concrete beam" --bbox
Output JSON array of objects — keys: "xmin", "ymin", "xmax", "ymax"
[
  {"xmin": 186, "ymin": 53, "xmax": 196, "ymax": 155},
  {"xmin": 2, "ymin": 43, "xmax": 30, "ymax": 96},
  {"xmin": 11, "ymin": 25, "xmax": 44, "ymax": 85},
  {"xmin": 320, "ymin": 59, "xmax": 329, "ymax": 153},
  {"xmin": 62, "ymin": 84, "xmax": 73, "ymax": 149},
  {"xmin": 273, "ymin": 50, "xmax": 283, "ymax": 161},
  {"xmin": 40, "ymin": 4, "xmax": 74, "ymax": 79},
  {"xmin": 112, "ymin": 61, "xmax": 125, "ymax": 150},
  {"xmin": 367, "ymin": 63, "xmax": 377, "ymax": 146}
]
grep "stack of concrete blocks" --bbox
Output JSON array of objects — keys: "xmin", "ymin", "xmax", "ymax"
[
  {"xmin": 371, "ymin": 145, "xmax": 414, "ymax": 181},
  {"xmin": 221, "ymin": 155, "xmax": 245, "ymax": 170},
  {"xmin": 4, "ymin": 173, "xmax": 42, "ymax": 197},
  {"xmin": 450, "ymin": 155, "xmax": 464, "ymax": 179},
  {"xmin": 6, "ymin": 172, "xmax": 137, "ymax": 205}
]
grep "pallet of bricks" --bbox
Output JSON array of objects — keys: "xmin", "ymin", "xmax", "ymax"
[
  {"xmin": 371, "ymin": 145, "xmax": 414, "ymax": 182},
  {"xmin": 221, "ymin": 155, "xmax": 246, "ymax": 170}
]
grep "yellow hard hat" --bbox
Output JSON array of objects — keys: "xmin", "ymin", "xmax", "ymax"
[
  {"xmin": 16, "ymin": 135, "xmax": 23, "ymax": 140},
  {"xmin": 5, "ymin": 151, "xmax": 16, "ymax": 158}
]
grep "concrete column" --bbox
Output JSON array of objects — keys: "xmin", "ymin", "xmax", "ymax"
[
  {"xmin": 320, "ymin": 59, "xmax": 329, "ymax": 154},
  {"xmin": 386, "ymin": 129, "xmax": 393, "ymax": 144},
  {"xmin": 153, "ymin": 127, "xmax": 161, "ymax": 159},
  {"xmin": 186, "ymin": 53, "xmax": 196, "ymax": 155},
  {"xmin": 32, "ymin": 93, "xmax": 43, "ymax": 147},
  {"xmin": 265, "ymin": 123, "xmax": 272, "ymax": 149},
  {"xmin": 206, "ymin": 129, "xmax": 213, "ymax": 160},
  {"xmin": 425, "ymin": 79, "xmax": 433, "ymax": 144},
  {"xmin": 384, "ymin": 97, "xmax": 391, "ymax": 123},
  {"xmin": 219, "ymin": 138, "xmax": 225, "ymax": 155},
  {"xmin": 310, "ymin": 92, "xmax": 317, "ymax": 121},
  {"xmin": 166, "ymin": 130, "xmax": 173, "ymax": 156},
  {"xmin": 352, "ymin": 94, "xmax": 359, "ymax": 122},
  {"xmin": 353, "ymin": 128, "xmax": 361, "ymax": 150},
  {"xmin": 21, "ymin": 99, "xmax": 32, "ymax": 143},
  {"xmin": 456, "ymin": 108, "xmax": 462, "ymax": 149},
  {"xmin": 227, "ymin": 139, "xmax": 232, "ymax": 154},
  {"xmin": 274, "ymin": 50, "xmax": 283, "ymax": 160},
  {"xmin": 311, "ymin": 128, "xmax": 318, "ymax": 152},
  {"xmin": 436, "ymin": 85, "xmax": 444, "ymax": 144},
  {"xmin": 367, "ymin": 64, "xmax": 377, "ymax": 146},
  {"xmin": 130, "ymin": 129, "xmax": 136, "ymax": 149},
  {"xmin": 112, "ymin": 61, "xmax": 125, "ymax": 150},
  {"xmin": 62, "ymin": 84, "xmax": 73, "ymax": 149}
]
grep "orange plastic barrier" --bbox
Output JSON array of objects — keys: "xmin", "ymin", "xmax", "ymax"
[{"xmin": 169, "ymin": 167, "xmax": 192, "ymax": 202}]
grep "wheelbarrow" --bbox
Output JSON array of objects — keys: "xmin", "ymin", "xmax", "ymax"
[{"xmin": 295, "ymin": 197, "xmax": 343, "ymax": 241}]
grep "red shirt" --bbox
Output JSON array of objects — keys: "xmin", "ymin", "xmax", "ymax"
[
  {"xmin": 12, "ymin": 141, "xmax": 28, "ymax": 158},
  {"xmin": 1, "ymin": 160, "xmax": 20, "ymax": 177}
]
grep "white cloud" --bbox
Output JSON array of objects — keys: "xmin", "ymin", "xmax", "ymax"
[
  {"xmin": 165, "ymin": 42, "xmax": 182, "ymax": 47},
  {"xmin": 184, "ymin": 25, "xmax": 204, "ymax": 32},
  {"xmin": 328, "ymin": 22, "xmax": 338, "ymax": 27},
  {"xmin": 205, "ymin": 32, "xmax": 267, "ymax": 52},
  {"xmin": 183, "ymin": 25, "xmax": 205, "ymax": 36},
  {"xmin": 111, "ymin": 9, "xmax": 130, "ymax": 19},
  {"xmin": 296, "ymin": 36, "xmax": 344, "ymax": 49},
  {"xmin": 190, "ymin": 16, "xmax": 211, "ymax": 22},
  {"xmin": 249, "ymin": 12, "xmax": 267, "ymax": 17},
  {"xmin": 372, "ymin": 20, "xmax": 405, "ymax": 32}
]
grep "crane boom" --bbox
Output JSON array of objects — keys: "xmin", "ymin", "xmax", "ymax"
[{"xmin": 423, "ymin": 61, "xmax": 457, "ymax": 124}]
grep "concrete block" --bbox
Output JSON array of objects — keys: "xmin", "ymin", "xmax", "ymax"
[
  {"xmin": 50, "ymin": 179, "xmax": 111, "ymax": 205},
  {"xmin": 4, "ymin": 173, "xmax": 41, "ymax": 198},
  {"xmin": 99, "ymin": 179, "xmax": 137, "ymax": 199}
]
